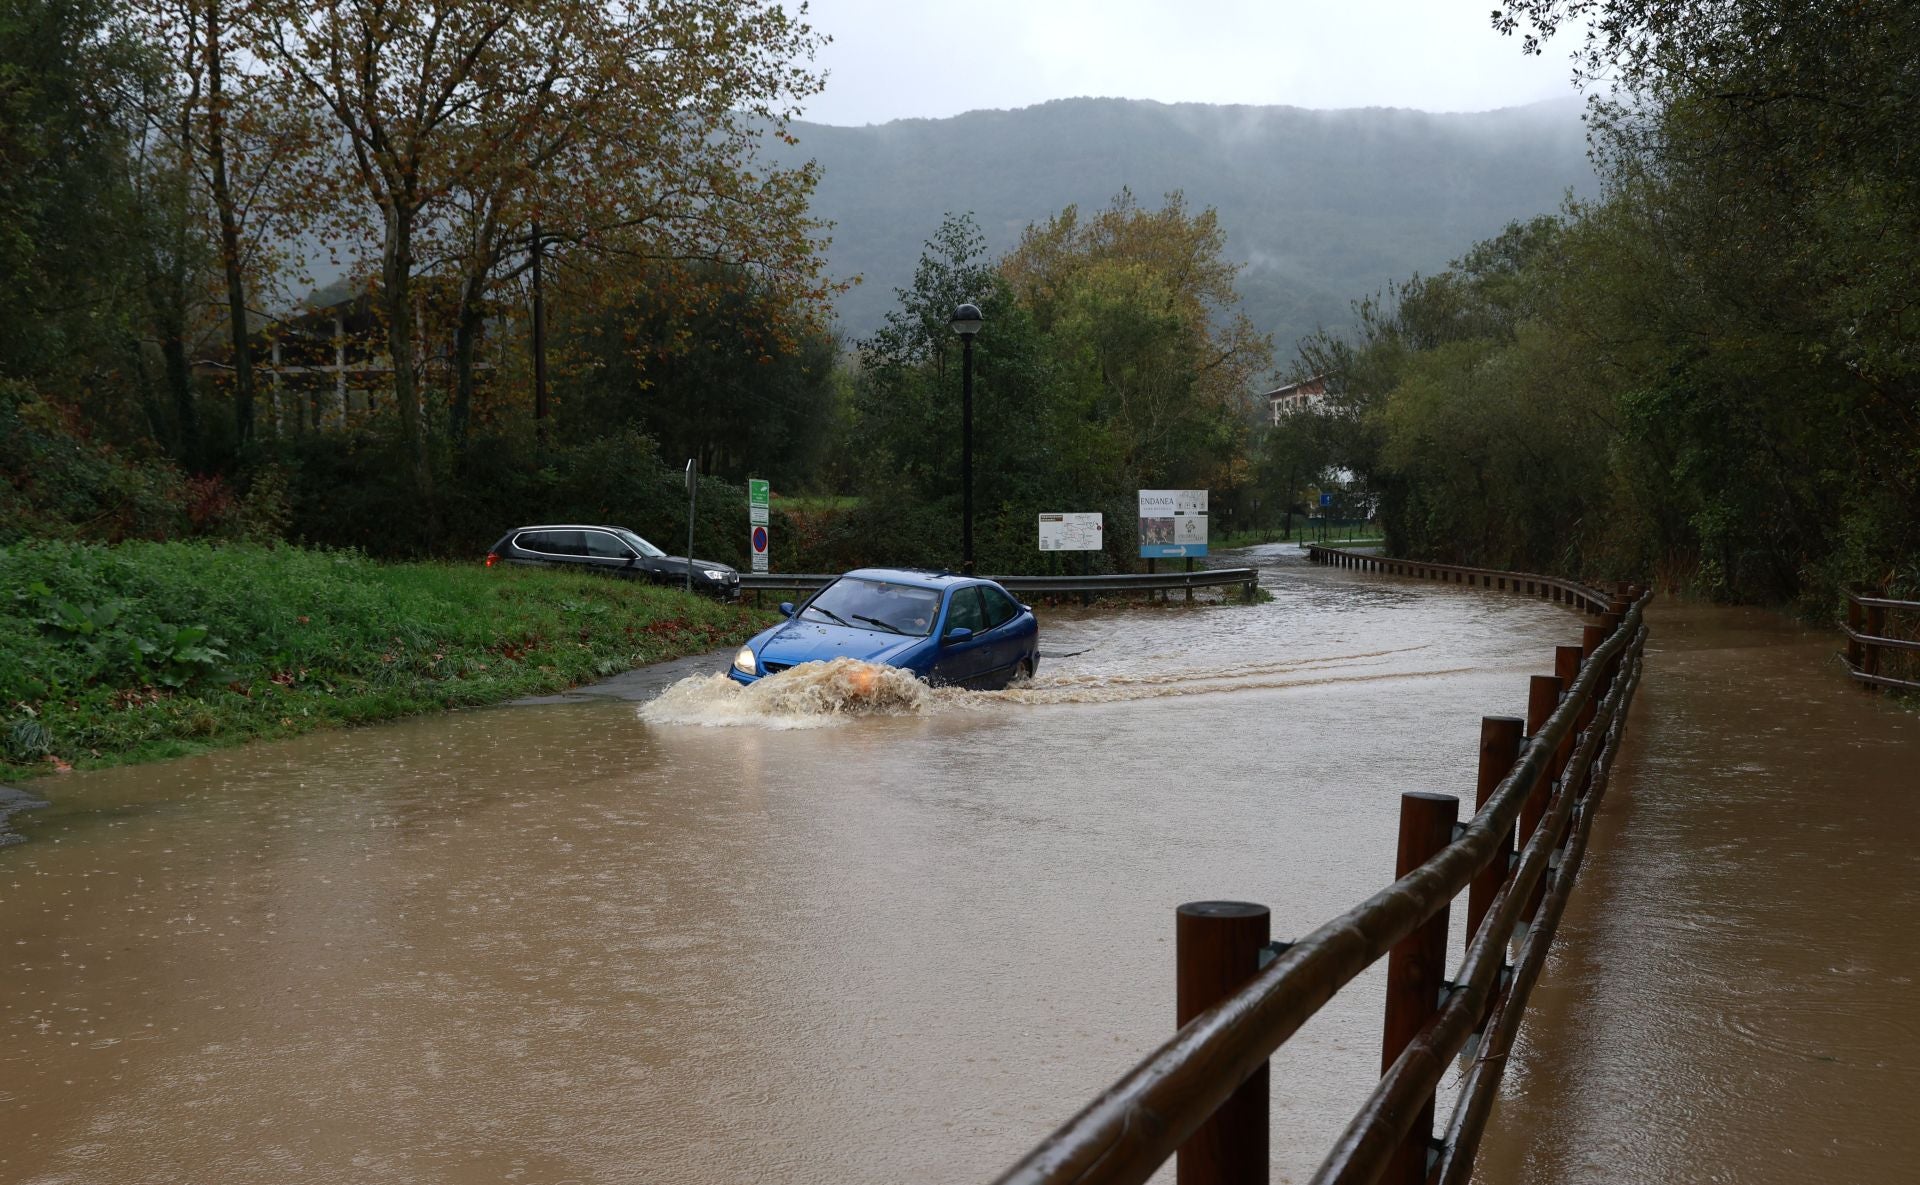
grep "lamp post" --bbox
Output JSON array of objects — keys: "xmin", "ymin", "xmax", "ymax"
[{"xmin": 949, "ymin": 302, "xmax": 983, "ymax": 573}]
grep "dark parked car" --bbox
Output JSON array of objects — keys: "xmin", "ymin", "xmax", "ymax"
[{"xmin": 486, "ymin": 524, "xmax": 741, "ymax": 600}]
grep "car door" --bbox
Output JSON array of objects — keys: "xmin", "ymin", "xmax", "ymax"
[
  {"xmin": 930, "ymin": 586, "xmax": 994, "ymax": 686},
  {"xmin": 582, "ymin": 529, "xmax": 639, "ymax": 577},
  {"xmin": 512, "ymin": 529, "xmax": 585, "ymax": 570},
  {"xmin": 538, "ymin": 529, "xmax": 590, "ymax": 570},
  {"xmin": 976, "ymin": 585, "xmax": 1028, "ymax": 685}
]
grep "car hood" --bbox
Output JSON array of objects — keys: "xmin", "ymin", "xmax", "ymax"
[{"xmin": 757, "ymin": 620, "xmax": 925, "ymax": 667}]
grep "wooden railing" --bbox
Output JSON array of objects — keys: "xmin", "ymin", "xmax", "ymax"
[
  {"xmin": 1842, "ymin": 591, "xmax": 1920, "ymax": 692},
  {"xmin": 990, "ymin": 546, "xmax": 1650, "ymax": 1185}
]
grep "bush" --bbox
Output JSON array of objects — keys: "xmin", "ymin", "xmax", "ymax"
[{"xmin": 0, "ymin": 380, "xmax": 194, "ymax": 543}]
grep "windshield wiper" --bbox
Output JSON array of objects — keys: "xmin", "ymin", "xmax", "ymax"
[
  {"xmin": 804, "ymin": 604, "xmax": 853, "ymax": 627},
  {"xmin": 851, "ymin": 614, "xmax": 908, "ymax": 635}
]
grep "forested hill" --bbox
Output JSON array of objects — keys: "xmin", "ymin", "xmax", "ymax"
[{"xmin": 774, "ymin": 96, "xmax": 1597, "ymax": 354}]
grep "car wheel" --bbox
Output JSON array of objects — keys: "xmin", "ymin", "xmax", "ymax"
[{"xmin": 1010, "ymin": 659, "xmax": 1034, "ymax": 687}]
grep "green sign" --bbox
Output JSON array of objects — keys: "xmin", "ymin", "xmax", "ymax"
[{"xmin": 748, "ymin": 479, "xmax": 770, "ymax": 508}]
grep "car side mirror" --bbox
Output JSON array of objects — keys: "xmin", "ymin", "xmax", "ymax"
[
  {"xmin": 779, "ymin": 601, "xmax": 796, "ymax": 617},
  {"xmin": 943, "ymin": 626, "xmax": 973, "ymax": 644}
]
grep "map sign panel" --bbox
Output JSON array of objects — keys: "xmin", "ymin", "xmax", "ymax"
[
  {"xmin": 1138, "ymin": 489, "xmax": 1209, "ymax": 558},
  {"xmin": 1038, "ymin": 512, "xmax": 1104, "ymax": 551}
]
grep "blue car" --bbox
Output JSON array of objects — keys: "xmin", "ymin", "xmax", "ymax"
[{"xmin": 729, "ymin": 568, "xmax": 1040, "ymax": 690}]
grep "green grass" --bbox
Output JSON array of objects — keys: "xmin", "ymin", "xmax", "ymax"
[{"xmin": 0, "ymin": 541, "xmax": 773, "ymax": 780}]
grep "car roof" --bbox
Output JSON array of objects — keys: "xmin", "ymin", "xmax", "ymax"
[
  {"xmin": 510, "ymin": 524, "xmax": 645, "ymax": 533},
  {"xmin": 841, "ymin": 567, "xmax": 978, "ymax": 590}
]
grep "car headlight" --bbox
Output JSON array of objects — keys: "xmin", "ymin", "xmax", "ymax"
[
  {"xmin": 703, "ymin": 569, "xmax": 727, "ymax": 581},
  {"xmin": 733, "ymin": 646, "xmax": 757, "ymax": 675}
]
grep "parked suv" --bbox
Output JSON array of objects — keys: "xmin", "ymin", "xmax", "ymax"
[{"xmin": 486, "ymin": 524, "xmax": 742, "ymax": 600}]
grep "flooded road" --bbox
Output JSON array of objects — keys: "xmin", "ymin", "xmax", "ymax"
[
  {"xmin": 1473, "ymin": 597, "xmax": 1920, "ymax": 1185},
  {"xmin": 0, "ymin": 549, "xmax": 1635, "ymax": 1183}
]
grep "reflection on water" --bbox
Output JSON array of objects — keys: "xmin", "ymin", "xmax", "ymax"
[
  {"xmin": 1472, "ymin": 598, "xmax": 1920, "ymax": 1185},
  {"xmin": 1, "ymin": 547, "xmax": 1622, "ymax": 1184}
]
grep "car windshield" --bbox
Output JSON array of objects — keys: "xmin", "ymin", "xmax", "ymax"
[
  {"xmin": 802, "ymin": 577, "xmax": 942, "ymax": 637},
  {"xmin": 614, "ymin": 529, "xmax": 666, "ymax": 558}
]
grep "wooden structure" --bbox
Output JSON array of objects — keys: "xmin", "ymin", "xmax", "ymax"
[
  {"xmin": 192, "ymin": 289, "xmax": 492, "ymax": 435},
  {"xmin": 989, "ymin": 545, "xmax": 1651, "ymax": 1185}
]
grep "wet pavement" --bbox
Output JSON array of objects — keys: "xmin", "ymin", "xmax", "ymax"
[
  {"xmin": 7, "ymin": 548, "xmax": 1901, "ymax": 1183},
  {"xmin": 1471, "ymin": 597, "xmax": 1920, "ymax": 1185}
]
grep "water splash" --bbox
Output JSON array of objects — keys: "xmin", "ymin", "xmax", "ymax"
[
  {"xmin": 638, "ymin": 647, "xmax": 1464, "ymax": 729},
  {"xmin": 638, "ymin": 659, "xmax": 932, "ymax": 729}
]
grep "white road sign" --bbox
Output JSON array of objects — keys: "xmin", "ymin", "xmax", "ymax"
[
  {"xmin": 1138, "ymin": 489, "xmax": 1209, "ymax": 557},
  {"xmin": 1038, "ymin": 512, "xmax": 1104, "ymax": 551}
]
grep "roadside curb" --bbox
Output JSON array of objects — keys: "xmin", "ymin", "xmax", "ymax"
[
  {"xmin": 507, "ymin": 647, "xmax": 735, "ymax": 706},
  {"xmin": 0, "ymin": 782, "xmax": 49, "ymax": 847}
]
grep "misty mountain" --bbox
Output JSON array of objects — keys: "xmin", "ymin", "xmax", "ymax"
[{"xmin": 773, "ymin": 96, "xmax": 1598, "ymax": 360}]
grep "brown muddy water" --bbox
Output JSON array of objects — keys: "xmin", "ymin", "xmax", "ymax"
[
  {"xmin": 1472, "ymin": 597, "xmax": 1920, "ymax": 1185},
  {"xmin": 0, "ymin": 547, "xmax": 1875, "ymax": 1185}
]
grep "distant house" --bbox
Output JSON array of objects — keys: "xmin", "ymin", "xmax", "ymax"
[
  {"xmin": 1264, "ymin": 376, "xmax": 1329, "ymax": 424},
  {"xmin": 194, "ymin": 286, "xmax": 488, "ymax": 433}
]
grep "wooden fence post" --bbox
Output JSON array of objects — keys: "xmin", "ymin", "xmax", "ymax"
[
  {"xmin": 1176, "ymin": 901, "xmax": 1271, "ymax": 1185},
  {"xmin": 1382, "ymin": 792, "xmax": 1459, "ymax": 1185},
  {"xmin": 1521, "ymin": 675, "xmax": 1562, "ymax": 923},
  {"xmin": 1555, "ymin": 645, "xmax": 1586, "ymax": 797},
  {"xmin": 1847, "ymin": 596, "xmax": 1864, "ymax": 672},
  {"xmin": 1865, "ymin": 604, "xmax": 1886, "ymax": 679},
  {"xmin": 1467, "ymin": 717, "xmax": 1524, "ymax": 943},
  {"xmin": 1469, "ymin": 717, "xmax": 1522, "ymax": 1032}
]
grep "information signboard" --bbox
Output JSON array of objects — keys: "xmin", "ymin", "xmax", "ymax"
[
  {"xmin": 1138, "ymin": 489, "xmax": 1208, "ymax": 558},
  {"xmin": 750, "ymin": 523, "xmax": 769, "ymax": 572},
  {"xmin": 1038, "ymin": 512, "xmax": 1103, "ymax": 551}
]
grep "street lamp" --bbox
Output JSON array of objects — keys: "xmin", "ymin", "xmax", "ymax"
[{"xmin": 950, "ymin": 302, "xmax": 983, "ymax": 573}]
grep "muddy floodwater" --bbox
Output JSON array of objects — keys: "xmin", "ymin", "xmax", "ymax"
[
  {"xmin": 5, "ymin": 548, "xmax": 1908, "ymax": 1184},
  {"xmin": 1472, "ymin": 598, "xmax": 1920, "ymax": 1185}
]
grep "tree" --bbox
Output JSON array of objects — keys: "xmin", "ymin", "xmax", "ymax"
[
  {"xmin": 127, "ymin": 0, "xmax": 307, "ymax": 453},
  {"xmin": 251, "ymin": 0, "xmax": 833, "ymax": 526},
  {"xmin": 431, "ymin": 0, "xmax": 830, "ymax": 448},
  {"xmin": 1487, "ymin": 0, "xmax": 1920, "ymax": 597},
  {"xmin": 0, "ymin": 0, "xmax": 149, "ymax": 388},
  {"xmin": 553, "ymin": 262, "xmax": 843, "ymax": 490},
  {"xmin": 1002, "ymin": 190, "xmax": 1273, "ymax": 490}
]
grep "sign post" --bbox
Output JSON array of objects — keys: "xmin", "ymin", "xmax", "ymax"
[
  {"xmin": 684, "ymin": 459, "xmax": 698, "ymax": 594},
  {"xmin": 747, "ymin": 479, "xmax": 770, "ymax": 573},
  {"xmin": 1040, "ymin": 512, "xmax": 1104, "ymax": 606}
]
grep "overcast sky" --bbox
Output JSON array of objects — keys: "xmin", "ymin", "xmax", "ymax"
[{"xmin": 791, "ymin": 1, "xmax": 1584, "ymax": 126}]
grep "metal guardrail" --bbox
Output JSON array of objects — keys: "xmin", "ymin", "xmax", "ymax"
[
  {"xmin": 1842, "ymin": 591, "xmax": 1920, "ymax": 691},
  {"xmin": 739, "ymin": 568, "xmax": 1261, "ymax": 600},
  {"xmin": 991, "ymin": 546, "xmax": 1651, "ymax": 1185}
]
